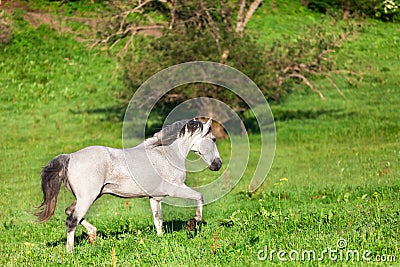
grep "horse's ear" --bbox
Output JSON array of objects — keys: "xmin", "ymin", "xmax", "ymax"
[{"xmin": 205, "ymin": 119, "xmax": 212, "ymax": 127}]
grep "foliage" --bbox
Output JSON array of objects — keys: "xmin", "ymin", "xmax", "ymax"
[
  {"xmin": 122, "ymin": 1, "xmax": 261, "ymax": 113},
  {"xmin": 122, "ymin": 0, "xmax": 357, "ymax": 127},
  {"xmin": 119, "ymin": 0, "xmax": 267, "ymax": 134},
  {"xmin": 304, "ymin": 0, "xmax": 400, "ymax": 21},
  {"xmin": 375, "ymin": 0, "xmax": 400, "ymax": 21}
]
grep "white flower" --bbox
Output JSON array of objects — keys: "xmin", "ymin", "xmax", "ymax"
[{"xmin": 383, "ymin": 0, "xmax": 399, "ymax": 13}]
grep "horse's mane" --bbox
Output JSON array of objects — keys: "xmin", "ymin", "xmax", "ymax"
[{"xmin": 145, "ymin": 119, "xmax": 205, "ymax": 147}]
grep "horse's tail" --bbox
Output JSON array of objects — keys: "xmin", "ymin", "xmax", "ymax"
[{"xmin": 35, "ymin": 154, "xmax": 70, "ymax": 222}]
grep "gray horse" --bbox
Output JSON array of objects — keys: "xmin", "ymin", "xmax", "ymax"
[{"xmin": 35, "ymin": 119, "xmax": 222, "ymax": 252}]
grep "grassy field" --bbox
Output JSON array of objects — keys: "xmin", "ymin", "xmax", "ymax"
[{"xmin": 1, "ymin": 1, "xmax": 399, "ymax": 266}]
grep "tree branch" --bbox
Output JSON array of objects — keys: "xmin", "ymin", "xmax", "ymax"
[
  {"xmin": 93, "ymin": 0, "xmax": 164, "ymax": 57},
  {"xmin": 236, "ymin": 0, "xmax": 246, "ymax": 31},
  {"xmin": 236, "ymin": 0, "xmax": 263, "ymax": 35},
  {"xmin": 325, "ymin": 74, "xmax": 345, "ymax": 99},
  {"xmin": 287, "ymin": 73, "xmax": 326, "ymax": 101}
]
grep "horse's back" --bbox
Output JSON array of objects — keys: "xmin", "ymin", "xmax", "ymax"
[
  {"xmin": 67, "ymin": 146, "xmax": 146, "ymax": 198},
  {"xmin": 70, "ymin": 146, "xmax": 112, "ymax": 168}
]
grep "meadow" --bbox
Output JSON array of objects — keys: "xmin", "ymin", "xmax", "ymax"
[{"xmin": 0, "ymin": 1, "xmax": 399, "ymax": 266}]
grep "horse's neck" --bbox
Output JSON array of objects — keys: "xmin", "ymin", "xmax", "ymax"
[{"xmin": 168, "ymin": 137, "xmax": 192, "ymax": 160}]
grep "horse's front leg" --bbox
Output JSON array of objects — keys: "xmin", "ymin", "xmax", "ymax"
[
  {"xmin": 167, "ymin": 184, "xmax": 204, "ymax": 231},
  {"xmin": 186, "ymin": 193, "xmax": 204, "ymax": 232},
  {"xmin": 149, "ymin": 197, "xmax": 163, "ymax": 236},
  {"xmin": 194, "ymin": 195, "xmax": 203, "ymax": 222}
]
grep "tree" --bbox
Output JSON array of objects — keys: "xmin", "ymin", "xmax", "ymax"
[
  {"xmin": 120, "ymin": 0, "xmax": 268, "ymax": 137},
  {"xmin": 96, "ymin": 0, "xmax": 358, "ymax": 137}
]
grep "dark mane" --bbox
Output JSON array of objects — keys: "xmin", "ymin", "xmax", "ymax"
[
  {"xmin": 148, "ymin": 119, "xmax": 205, "ymax": 147},
  {"xmin": 145, "ymin": 119, "xmax": 209, "ymax": 147},
  {"xmin": 178, "ymin": 119, "xmax": 204, "ymax": 137},
  {"xmin": 150, "ymin": 119, "xmax": 189, "ymax": 147}
]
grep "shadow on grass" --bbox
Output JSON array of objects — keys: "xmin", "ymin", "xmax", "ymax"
[
  {"xmin": 272, "ymin": 108, "xmax": 355, "ymax": 121},
  {"xmin": 46, "ymin": 234, "xmax": 87, "ymax": 248},
  {"xmin": 163, "ymin": 220, "xmax": 206, "ymax": 235},
  {"xmin": 73, "ymin": 105, "xmax": 355, "ymax": 129},
  {"xmin": 45, "ymin": 220, "xmax": 207, "ymax": 248},
  {"xmin": 70, "ymin": 106, "xmax": 125, "ymax": 122},
  {"xmin": 75, "ymin": 104, "xmax": 354, "ymax": 134},
  {"xmin": 163, "ymin": 220, "xmax": 207, "ymax": 238},
  {"xmin": 244, "ymin": 107, "xmax": 355, "ymax": 133},
  {"xmin": 72, "ymin": 104, "xmax": 356, "ymax": 138}
]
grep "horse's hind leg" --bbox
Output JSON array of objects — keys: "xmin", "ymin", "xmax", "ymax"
[
  {"xmin": 81, "ymin": 220, "xmax": 97, "ymax": 244},
  {"xmin": 65, "ymin": 201, "xmax": 97, "ymax": 243},
  {"xmin": 65, "ymin": 197, "xmax": 96, "ymax": 252},
  {"xmin": 65, "ymin": 202, "xmax": 76, "ymax": 216}
]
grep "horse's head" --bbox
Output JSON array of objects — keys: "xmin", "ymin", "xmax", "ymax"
[{"xmin": 181, "ymin": 119, "xmax": 222, "ymax": 171}]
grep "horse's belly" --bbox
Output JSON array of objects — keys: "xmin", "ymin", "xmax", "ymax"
[{"xmin": 101, "ymin": 178, "xmax": 147, "ymax": 198}]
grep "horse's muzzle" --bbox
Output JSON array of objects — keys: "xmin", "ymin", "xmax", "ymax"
[{"xmin": 209, "ymin": 158, "xmax": 222, "ymax": 171}]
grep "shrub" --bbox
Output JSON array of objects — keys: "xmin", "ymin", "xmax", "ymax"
[
  {"xmin": 123, "ymin": 19, "xmax": 356, "ymax": 105},
  {"xmin": 375, "ymin": 0, "xmax": 400, "ymax": 21},
  {"xmin": 304, "ymin": 0, "xmax": 399, "ymax": 22},
  {"xmin": 117, "ymin": 1, "xmax": 358, "ymax": 137}
]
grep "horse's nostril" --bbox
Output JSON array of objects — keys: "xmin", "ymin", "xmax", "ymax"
[{"xmin": 209, "ymin": 158, "xmax": 222, "ymax": 171}]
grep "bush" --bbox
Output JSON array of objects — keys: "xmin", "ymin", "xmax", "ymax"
[
  {"xmin": 375, "ymin": 0, "xmax": 400, "ymax": 21},
  {"xmin": 304, "ymin": 0, "xmax": 399, "ymax": 22},
  {"xmin": 120, "ymin": 1, "xmax": 357, "ymax": 137},
  {"xmin": 123, "ymin": 20, "xmax": 355, "ymax": 105},
  {"xmin": 122, "ymin": 0, "xmax": 266, "ymax": 118}
]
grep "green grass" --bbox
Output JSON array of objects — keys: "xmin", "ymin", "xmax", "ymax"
[{"xmin": 1, "ymin": 1, "xmax": 399, "ymax": 266}]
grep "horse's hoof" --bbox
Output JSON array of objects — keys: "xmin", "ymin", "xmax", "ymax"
[
  {"xmin": 87, "ymin": 233, "xmax": 96, "ymax": 244},
  {"xmin": 186, "ymin": 218, "xmax": 198, "ymax": 231}
]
